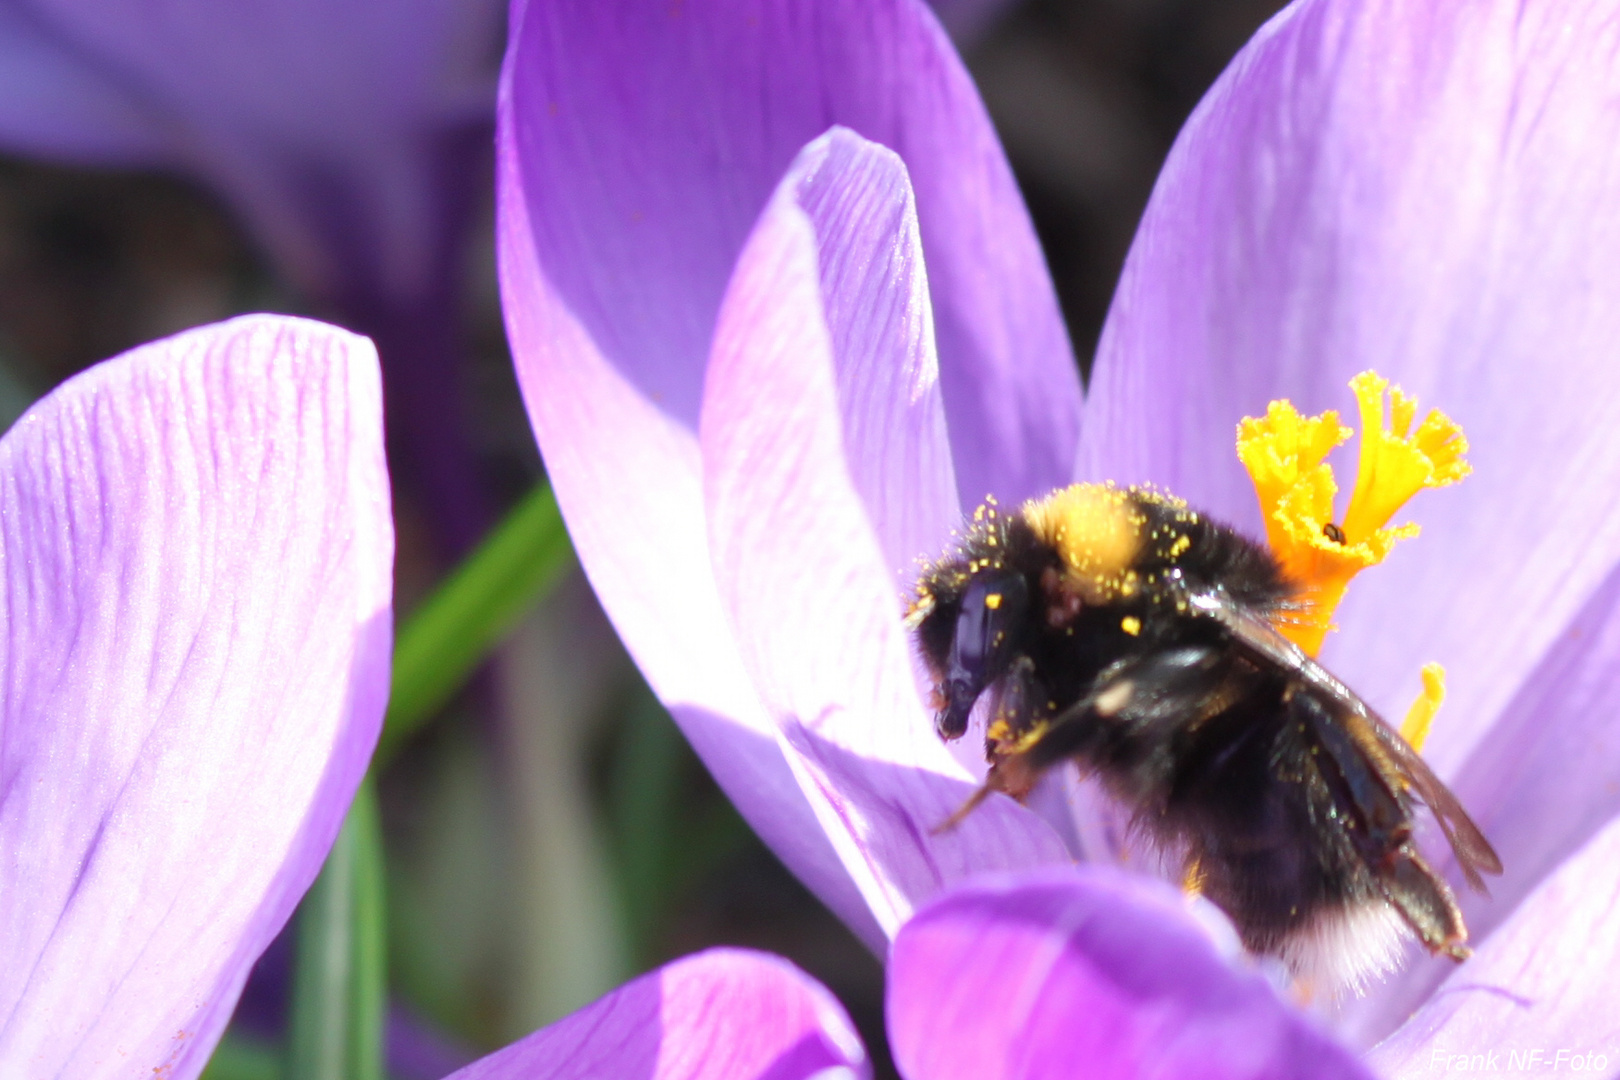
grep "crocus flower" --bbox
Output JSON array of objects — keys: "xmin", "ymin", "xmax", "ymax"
[
  {"xmin": 498, "ymin": 0, "xmax": 1620, "ymax": 1072},
  {"xmin": 0, "ymin": 314, "xmax": 393, "ymax": 1077},
  {"xmin": 0, "ymin": 0, "xmax": 505, "ymax": 551}
]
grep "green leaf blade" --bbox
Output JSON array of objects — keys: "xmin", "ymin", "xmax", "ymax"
[{"xmin": 380, "ymin": 483, "xmax": 573, "ymax": 761}]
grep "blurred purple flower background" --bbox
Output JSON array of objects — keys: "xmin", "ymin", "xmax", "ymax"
[
  {"xmin": 0, "ymin": 0, "xmax": 507, "ymax": 553},
  {"xmin": 0, "ymin": 0, "xmax": 989, "ymax": 561},
  {"xmin": 498, "ymin": 0, "xmax": 1620, "ymax": 1073}
]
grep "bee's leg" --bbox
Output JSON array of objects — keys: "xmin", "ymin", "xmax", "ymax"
[
  {"xmin": 1379, "ymin": 845, "xmax": 1471, "ymax": 961},
  {"xmin": 933, "ymin": 657, "xmax": 1045, "ymax": 833},
  {"xmin": 1293, "ymin": 690, "xmax": 1408, "ymax": 855},
  {"xmin": 1294, "ymin": 690, "xmax": 1473, "ymax": 959},
  {"xmin": 981, "ymin": 655, "xmax": 1053, "ymax": 799},
  {"xmin": 1023, "ymin": 645, "xmax": 1230, "ymax": 769},
  {"xmin": 939, "ymin": 645, "xmax": 1230, "ymax": 830},
  {"xmin": 986, "ymin": 656, "xmax": 1047, "ymax": 753},
  {"xmin": 933, "ymin": 751, "xmax": 1045, "ymax": 834}
]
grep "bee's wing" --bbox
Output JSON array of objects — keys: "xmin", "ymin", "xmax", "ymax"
[
  {"xmin": 1359, "ymin": 716, "xmax": 1503, "ymax": 890},
  {"xmin": 1199, "ymin": 591, "xmax": 1502, "ymax": 892},
  {"xmin": 1187, "ymin": 590, "xmax": 1307, "ymax": 671}
]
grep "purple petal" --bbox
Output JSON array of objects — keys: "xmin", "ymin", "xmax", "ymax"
[
  {"xmin": 496, "ymin": 0, "xmax": 1075, "ymax": 943},
  {"xmin": 497, "ymin": 126, "xmax": 877, "ymax": 943},
  {"xmin": 498, "ymin": 0, "xmax": 1078, "ymax": 945},
  {"xmin": 499, "ymin": 0, "xmax": 1077, "ymax": 510},
  {"xmin": 889, "ymin": 866, "xmax": 1376, "ymax": 1080},
  {"xmin": 498, "ymin": 0, "xmax": 1083, "ymax": 942},
  {"xmin": 444, "ymin": 948, "xmax": 868, "ymax": 1080},
  {"xmin": 1080, "ymin": 0, "xmax": 1620, "ymax": 785},
  {"xmin": 0, "ymin": 315, "xmax": 393, "ymax": 1079},
  {"xmin": 701, "ymin": 131, "xmax": 1069, "ymax": 936},
  {"xmin": 1367, "ymin": 812, "xmax": 1620, "ymax": 1077},
  {"xmin": 1338, "ymin": 563, "xmax": 1620, "ymax": 1045}
]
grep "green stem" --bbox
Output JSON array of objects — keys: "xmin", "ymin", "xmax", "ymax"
[{"xmin": 284, "ymin": 780, "xmax": 387, "ymax": 1080}]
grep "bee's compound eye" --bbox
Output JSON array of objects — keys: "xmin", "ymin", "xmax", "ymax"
[{"xmin": 939, "ymin": 569, "xmax": 1029, "ymax": 739}]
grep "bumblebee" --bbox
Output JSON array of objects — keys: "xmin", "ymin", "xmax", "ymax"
[{"xmin": 908, "ymin": 482, "xmax": 1501, "ymax": 990}]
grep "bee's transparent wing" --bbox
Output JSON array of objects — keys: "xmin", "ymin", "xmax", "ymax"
[
  {"xmin": 1203, "ymin": 590, "xmax": 1502, "ymax": 892},
  {"xmin": 1361, "ymin": 716, "xmax": 1503, "ymax": 890}
]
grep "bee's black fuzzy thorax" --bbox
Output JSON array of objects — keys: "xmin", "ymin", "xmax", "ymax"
[
  {"xmin": 908, "ymin": 483, "xmax": 1499, "ymax": 993},
  {"xmin": 911, "ymin": 485, "xmax": 1292, "ymax": 737}
]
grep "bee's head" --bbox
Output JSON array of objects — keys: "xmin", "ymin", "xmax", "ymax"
[{"xmin": 934, "ymin": 568, "xmax": 1029, "ymax": 739}]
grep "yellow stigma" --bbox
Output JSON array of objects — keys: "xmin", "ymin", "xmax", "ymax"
[
  {"xmin": 1400, "ymin": 662, "xmax": 1446, "ymax": 754},
  {"xmin": 1235, "ymin": 371, "xmax": 1470, "ymax": 656}
]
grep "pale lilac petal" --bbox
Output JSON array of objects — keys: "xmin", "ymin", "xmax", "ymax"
[
  {"xmin": 700, "ymin": 132, "xmax": 1069, "ymax": 937},
  {"xmin": 889, "ymin": 867, "xmax": 1375, "ymax": 1080},
  {"xmin": 500, "ymin": 0, "xmax": 1077, "ymax": 509},
  {"xmin": 497, "ymin": 124, "xmax": 876, "ymax": 943},
  {"xmin": 499, "ymin": 0, "xmax": 1082, "ymax": 943},
  {"xmin": 0, "ymin": 315, "xmax": 393, "ymax": 1079},
  {"xmin": 1367, "ymin": 812, "xmax": 1620, "ymax": 1078},
  {"xmin": 778, "ymin": 128, "xmax": 960, "ymax": 579},
  {"xmin": 1443, "ymin": 563, "xmax": 1620, "ymax": 940},
  {"xmin": 444, "ymin": 948, "xmax": 868, "ymax": 1080},
  {"xmin": 1081, "ymin": 0, "xmax": 1620, "ymax": 786},
  {"xmin": 1338, "ymin": 563, "xmax": 1620, "ymax": 1044},
  {"xmin": 0, "ymin": 0, "xmax": 501, "ymax": 300}
]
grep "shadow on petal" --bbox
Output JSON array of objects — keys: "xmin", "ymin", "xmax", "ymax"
[{"xmin": 783, "ymin": 724, "xmax": 1072, "ymax": 939}]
